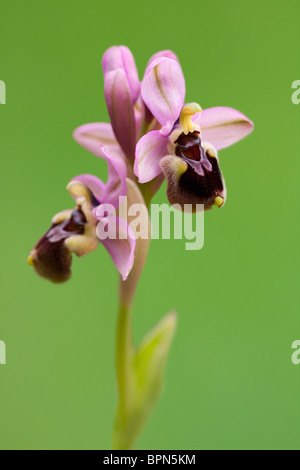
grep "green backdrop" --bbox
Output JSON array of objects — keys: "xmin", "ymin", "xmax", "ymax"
[{"xmin": 0, "ymin": 0, "xmax": 299, "ymax": 450}]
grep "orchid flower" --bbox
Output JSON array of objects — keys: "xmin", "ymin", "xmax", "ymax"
[
  {"xmin": 27, "ymin": 148, "xmax": 135, "ymax": 282},
  {"xmin": 28, "ymin": 44, "xmax": 254, "ymax": 451},
  {"xmin": 134, "ymin": 57, "xmax": 254, "ymax": 211}
]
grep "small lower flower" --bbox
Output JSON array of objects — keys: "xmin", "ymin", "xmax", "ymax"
[
  {"xmin": 27, "ymin": 185, "xmax": 99, "ymax": 283},
  {"xmin": 28, "ymin": 156, "xmax": 135, "ymax": 283}
]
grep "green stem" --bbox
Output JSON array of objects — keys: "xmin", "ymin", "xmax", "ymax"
[
  {"xmin": 115, "ymin": 302, "xmax": 134, "ymax": 416},
  {"xmin": 112, "ymin": 180, "xmax": 151, "ymax": 449}
]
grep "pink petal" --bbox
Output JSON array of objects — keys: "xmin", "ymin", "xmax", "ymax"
[
  {"xmin": 141, "ymin": 57, "xmax": 185, "ymax": 126},
  {"xmin": 134, "ymin": 130, "xmax": 168, "ymax": 183},
  {"xmin": 133, "ymin": 95, "xmax": 145, "ymax": 140},
  {"xmin": 146, "ymin": 50, "xmax": 179, "ymax": 69},
  {"xmin": 194, "ymin": 107, "xmax": 254, "ymax": 151},
  {"xmin": 102, "ymin": 45, "xmax": 140, "ymax": 103},
  {"xmin": 73, "ymin": 122, "xmax": 118, "ymax": 158},
  {"xmin": 104, "ymin": 69, "xmax": 136, "ymax": 161},
  {"xmin": 96, "ymin": 216, "xmax": 136, "ymax": 281},
  {"xmin": 100, "ymin": 146, "xmax": 128, "ymax": 208},
  {"xmin": 69, "ymin": 174, "xmax": 106, "ymax": 203}
]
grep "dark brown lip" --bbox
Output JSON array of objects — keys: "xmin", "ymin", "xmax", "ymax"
[{"xmin": 175, "ymin": 131, "xmax": 201, "ymax": 162}]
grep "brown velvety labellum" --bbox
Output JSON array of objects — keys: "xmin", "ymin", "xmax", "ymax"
[
  {"xmin": 32, "ymin": 207, "xmax": 87, "ymax": 283},
  {"xmin": 175, "ymin": 131, "xmax": 201, "ymax": 161}
]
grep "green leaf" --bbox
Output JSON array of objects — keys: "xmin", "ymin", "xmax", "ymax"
[
  {"xmin": 134, "ymin": 311, "xmax": 177, "ymax": 407},
  {"xmin": 112, "ymin": 311, "xmax": 177, "ymax": 450}
]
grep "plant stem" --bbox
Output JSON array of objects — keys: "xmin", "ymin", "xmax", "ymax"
[
  {"xmin": 115, "ymin": 302, "xmax": 134, "ymax": 417},
  {"xmin": 112, "ymin": 180, "xmax": 151, "ymax": 449}
]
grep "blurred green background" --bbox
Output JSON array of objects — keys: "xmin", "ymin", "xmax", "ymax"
[{"xmin": 0, "ymin": 0, "xmax": 299, "ymax": 450}]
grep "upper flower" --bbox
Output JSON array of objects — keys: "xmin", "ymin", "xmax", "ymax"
[
  {"xmin": 72, "ymin": 47, "xmax": 182, "ymax": 169},
  {"xmin": 134, "ymin": 56, "xmax": 254, "ymax": 211},
  {"xmin": 73, "ymin": 46, "xmax": 253, "ymax": 213}
]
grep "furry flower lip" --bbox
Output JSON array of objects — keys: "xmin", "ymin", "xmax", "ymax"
[
  {"xmin": 134, "ymin": 57, "xmax": 254, "ymax": 211},
  {"xmin": 27, "ymin": 193, "xmax": 98, "ymax": 283},
  {"xmin": 28, "ymin": 162, "xmax": 136, "ymax": 283},
  {"xmin": 160, "ymin": 102, "xmax": 226, "ymax": 211}
]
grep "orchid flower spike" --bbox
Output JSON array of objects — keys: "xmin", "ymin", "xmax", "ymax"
[
  {"xmin": 72, "ymin": 47, "xmax": 181, "ymax": 170},
  {"xmin": 27, "ymin": 149, "xmax": 135, "ymax": 283},
  {"xmin": 134, "ymin": 57, "xmax": 254, "ymax": 211},
  {"xmin": 73, "ymin": 46, "xmax": 142, "ymax": 164}
]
